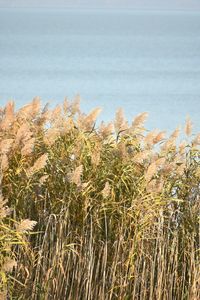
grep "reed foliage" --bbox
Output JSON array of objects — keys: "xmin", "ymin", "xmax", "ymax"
[{"xmin": 0, "ymin": 98, "xmax": 199, "ymax": 299}]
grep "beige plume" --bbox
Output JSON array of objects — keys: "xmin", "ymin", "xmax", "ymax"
[
  {"xmin": 2, "ymin": 258, "xmax": 17, "ymax": 272},
  {"xmin": 161, "ymin": 137, "xmax": 176, "ymax": 152},
  {"xmin": 153, "ymin": 131, "xmax": 166, "ymax": 144},
  {"xmin": 15, "ymin": 123, "xmax": 32, "ymax": 146},
  {"xmin": 0, "ymin": 196, "xmax": 11, "ymax": 219},
  {"xmin": 63, "ymin": 98, "xmax": 69, "ymax": 113},
  {"xmin": 144, "ymin": 129, "xmax": 158, "ymax": 147},
  {"xmin": 0, "ymin": 101, "xmax": 15, "ymax": 130},
  {"xmin": 99, "ymin": 122, "xmax": 114, "ymax": 138},
  {"xmin": 68, "ymin": 165, "xmax": 83, "ymax": 186},
  {"xmin": 133, "ymin": 150, "xmax": 151, "ymax": 163},
  {"xmin": 192, "ymin": 133, "xmax": 200, "ymax": 147},
  {"xmin": 132, "ymin": 112, "xmax": 148, "ymax": 128},
  {"xmin": 114, "ymin": 108, "xmax": 128, "ymax": 133},
  {"xmin": 102, "ymin": 182, "xmax": 111, "ymax": 199},
  {"xmin": 83, "ymin": 107, "xmax": 102, "ymax": 130},
  {"xmin": 179, "ymin": 141, "xmax": 187, "ymax": 155},
  {"xmin": 0, "ymin": 139, "xmax": 14, "ymax": 155},
  {"xmin": 1, "ymin": 154, "xmax": 9, "ymax": 171},
  {"xmin": 39, "ymin": 174, "xmax": 49, "ymax": 184},
  {"xmin": 170, "ymin": 126, "xmax": 181, "ymax": 140},
  {"xmin": 21, "ymin": 138, "xmax": 35, "ymax": 156},
  {"xmin": 27, "ymin": 154, "xmax": 48, "ymax": 177},
  {"xmin": 69, "ymin": 95, "xmax": 81, "ymax": 115},
  {"xmin": 44, "ymin": 127, "xmax": 60, "ymax": 146},
  {"xmin": 184, "ymin": 116, "xmax": 192, "ymax": 136},
  {"xmin": 91, "ymin": 150, "xmax": 101, "ymax": 166},
  {"xmin": 16, "ymin": 219, "xmax": 37, "ymax": 233},
  {"xmin": 144, "ymin": 162, "xmax": 157, "ymax": 182},
  {"xmin": 31, "ymin": 97, "xmax": 41, "ymax": 118}
]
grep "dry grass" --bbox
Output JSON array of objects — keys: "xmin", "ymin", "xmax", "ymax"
[{"xmin": 0, "ymin": 98, "xmax": 199, "ymax": 299}]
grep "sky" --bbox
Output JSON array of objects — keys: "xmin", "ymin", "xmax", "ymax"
[{"xmin": 1, "ymin": 0, "xmax": 200, "ymax": 10}]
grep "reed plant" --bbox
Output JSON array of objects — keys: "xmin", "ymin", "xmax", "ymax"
[{"xmin": 0, "ymin": 98, "xmax": 199, "ymax": 299}]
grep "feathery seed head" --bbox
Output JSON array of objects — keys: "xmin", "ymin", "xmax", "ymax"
[
  {"xmin": 16, "ymin": 219, "xmax": 37, "ymax": 233},
  {"xmin": 184, "ymin": 116, "xmax": 192, "ymax": 136},
  {"xmin": 102, "ymin": 182, "xmax": 111, "ymax": 199},
  {"xmin": 145, "ymin": 162, "xmax": 157, "ymax": 182},
  {"xmin": 27, "ymin": 154, "xmax": 48, "ymax": 177},
  {"xmin": 132, "ymin": 112, "xmax": 148, "ymax": 129},
  {"xmin": 114, "ymin": 108, "xmax": 128, "ymax": 133},
  {"xmin": 68, "ymin": 165, "xmax": 83, "ymax": 186}
]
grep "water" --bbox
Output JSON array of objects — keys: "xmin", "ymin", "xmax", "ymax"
[{"xmin": 0, "ymin": 8, "xmax": 200, "ymax": 133}]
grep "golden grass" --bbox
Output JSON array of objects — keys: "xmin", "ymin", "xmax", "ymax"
[{"xmin": 0, "ymin": 98, "xmax": 199, "ymax": 299}]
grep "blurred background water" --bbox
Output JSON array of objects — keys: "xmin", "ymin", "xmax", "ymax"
[{"xmin": 0, "ymin": 8, "xmax": 200, "ymax": 132}]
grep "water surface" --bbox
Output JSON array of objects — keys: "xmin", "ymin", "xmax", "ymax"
[{"xmin": 0, "ymin": 8, "xmax": 200, "ymax": 132}]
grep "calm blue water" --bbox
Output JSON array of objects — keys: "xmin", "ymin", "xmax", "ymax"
[{"xmin": 0, "ymin": 8, "xmax": 200, "ymax": 132}]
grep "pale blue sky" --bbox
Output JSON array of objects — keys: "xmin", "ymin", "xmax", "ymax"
[{"xmin": 1, "ymin": 0, "xmax": 200, "ymax": 10}]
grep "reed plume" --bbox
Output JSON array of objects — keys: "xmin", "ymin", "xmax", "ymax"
[
  {"xmin": 16, "ymin": 219, "xmax": 37, "ymax": 233},
  {"xmin": 68, "ymin": 165, "xmax": 83, "ymax": 186},
  {"xmin": 132, "ymin": 112, "xmax": 148, "ymax": 128},
  {"xmin": 27, "ymin": 153, "xmax": 48, "ymax": 177},
  {"xmin": 185, "ymin": 116, "xmax": 193, "ymax": 136}
]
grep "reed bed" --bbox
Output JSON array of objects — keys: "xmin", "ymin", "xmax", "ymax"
[{"xmin": 0, "ymin": 97, "xmax": 199, "ymax": 299}]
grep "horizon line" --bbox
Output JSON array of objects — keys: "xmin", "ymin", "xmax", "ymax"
[{"xmin": 0, "ymin": 5, "xmax": 200, "ymax": 12}]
